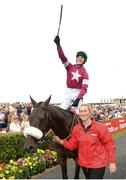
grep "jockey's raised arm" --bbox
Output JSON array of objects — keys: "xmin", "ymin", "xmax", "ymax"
[{"xmin": 54, "ymin": 35, "xmax": 71, "ymax": 68}]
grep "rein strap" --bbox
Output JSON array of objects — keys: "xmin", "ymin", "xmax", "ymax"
[{"xmin": 63, "ymin": 114, "xmax": 80, "ymax": 140}]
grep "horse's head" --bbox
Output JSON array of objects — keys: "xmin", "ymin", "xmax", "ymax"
[{"xmin": 24, "ymin": 95, "xmax": 51, "ymax": 152}]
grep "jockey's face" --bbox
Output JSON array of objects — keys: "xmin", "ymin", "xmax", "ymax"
[
  {"xmin": 79, "ymin": 105, "xmax": 91, "ymax": 122},
  {"xmin": 76, "ymin": 56, "xmax": 85, "ymax": 65}
]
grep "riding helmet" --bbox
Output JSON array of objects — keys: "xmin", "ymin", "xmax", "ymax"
[{"xmin": 76, "ymin": 51, "xmax": 88, "ymax": 64}]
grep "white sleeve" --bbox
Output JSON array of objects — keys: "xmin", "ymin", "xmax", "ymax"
[{"xmin": 9, "ymin": 123, "xmax": 21, "ymax": 132}]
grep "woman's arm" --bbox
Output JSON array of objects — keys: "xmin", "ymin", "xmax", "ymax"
[{"xmin": 53, "ymin": 127, "xmax": 78, "ymax": 151}]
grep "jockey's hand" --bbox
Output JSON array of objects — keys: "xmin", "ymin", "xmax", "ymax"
[
  {"xmin": 70, "ymin": 106, "xmax": 77, "ymax": 113},
  {"xmin": 72, "ymin": 98, "xmax": 80, "ymax": 107},
  {"xmin": 54, "ymin": 35, "xmax": 60, "ymax": 46}
]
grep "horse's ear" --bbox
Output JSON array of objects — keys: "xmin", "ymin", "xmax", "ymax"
[
  {"xmin": 29, "ymin": 95, "xmax": 37, "ymax": 107},
  {"xmin": 44, "ymin": 95, "xmax": 51, "ymax": 106}
]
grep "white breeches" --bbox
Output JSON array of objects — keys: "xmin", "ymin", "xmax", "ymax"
[{"xmin": 60, "ymin": 88, "xmax": 83, "ymax": 113}]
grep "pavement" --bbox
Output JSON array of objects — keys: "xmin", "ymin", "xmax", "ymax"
[{"xmin": 32, "ymin": 134, "xmax": 126, "ymax": 179}]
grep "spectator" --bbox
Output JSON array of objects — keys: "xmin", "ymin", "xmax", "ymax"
[
  {"xmin": 21, "ymin": 114, "xmax": 30, "ymax": 130},
  {"xmin": 9, "ymin": 115, "xmax": 23, "ymax": 132},
  {"xmin": 92, "ymin": 110, "xmax": 102, "ymax": 121},
  {"xmin": 0, "ymin": 113, "xmax": 7, "ymax": 130}
]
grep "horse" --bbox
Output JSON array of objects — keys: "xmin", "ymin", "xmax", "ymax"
[{"xmin": 24, "ymin": 95, "xmax": 81, "ymax": 179}]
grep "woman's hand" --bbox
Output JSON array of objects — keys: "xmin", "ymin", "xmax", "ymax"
[
  {"xmin": 53, "ymin": 136, "xmax": 64, "ymax": 145},
  {"xmin": 110, "ymin": 163, "xmax": 117, "ymax": 173},
  {"xmin": 20, "ymin": 123, "xmax": 25, "ymax": 129}
]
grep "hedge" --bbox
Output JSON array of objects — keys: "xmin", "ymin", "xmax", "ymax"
[
  {"xmin": 0, "ymin": 132, "xmax": 25, "ymax": 163},
  {"xmin": 0, "ymin": 132, "xmax": 55, "ymax": 163}
]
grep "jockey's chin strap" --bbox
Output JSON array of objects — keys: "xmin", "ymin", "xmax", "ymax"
[{"xmin": 63, "ymin": 113, "xmax": 80, "ymax": 140}]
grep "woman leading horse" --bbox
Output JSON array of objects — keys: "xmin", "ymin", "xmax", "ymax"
[{"xmin": 54, "ymin": 104, "xmax": 117, "ymax": 179}]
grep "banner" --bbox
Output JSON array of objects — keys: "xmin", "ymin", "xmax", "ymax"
[{"xmin": 104, "ymin": 118, "xmax": 126, "ymax": 133}]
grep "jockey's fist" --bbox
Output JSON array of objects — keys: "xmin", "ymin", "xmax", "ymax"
[{"xmin": 54, "ymin": 35, "xmax": 60, "ymax": 46}]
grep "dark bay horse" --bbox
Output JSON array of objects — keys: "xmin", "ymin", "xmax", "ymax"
[{"xmin": 24, "ymin": 95, "xmax": 81, "ymax": 179}]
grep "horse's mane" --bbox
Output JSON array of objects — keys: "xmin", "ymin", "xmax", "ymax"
[
  {"xmin": 35, "ymin": 101, "xmax": 76, "ymax": 136},
  {"xmin": 50, "ymin": 103, "xmax": 69, "ymax": 111},
  {"xmin": 49, "ymin": 104, "xmax": 73, "ymax": 117},
  {"xmin": 47, "ymin": 104, "xmax": 78, "ymax": 139},
  {"xmin": 37, "ymin": 101, "xmax": 71, "ymax": 112}
]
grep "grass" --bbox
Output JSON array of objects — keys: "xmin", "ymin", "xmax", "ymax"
[{"xmin": 112, "ymin": 129, "xmax": 126, "ymax": 139}]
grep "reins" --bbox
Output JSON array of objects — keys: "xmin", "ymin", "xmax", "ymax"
[
  {"xmin": 63, "ymin": 113, "xmax": 80, "ymax": 140},
  {"xmin": 42, "ymin": 108, "xmax": 80, "ymax": 141}
]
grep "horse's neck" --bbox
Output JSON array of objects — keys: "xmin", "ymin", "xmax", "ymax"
[{"xmin": 48, "ymin": 106, "xmax": 74, "ymax": 139}]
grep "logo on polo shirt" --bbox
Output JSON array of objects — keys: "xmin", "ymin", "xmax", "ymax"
[{"xmin": 91, "ymin": 133, "xmax": 97, "ymax": 137}]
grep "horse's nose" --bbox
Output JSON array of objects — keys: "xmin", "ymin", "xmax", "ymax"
[
  {"xmin": 29, "ymin": 145, "xmax": 36, "ymax": 152},
  {"xmin": 24, "ymin": 145, "xmax": 37, "ymax": 152}
]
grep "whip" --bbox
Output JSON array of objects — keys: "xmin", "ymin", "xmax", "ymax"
[{"xmin": 57, "ymin": 4, "xmax": 63, "ymax": 35}]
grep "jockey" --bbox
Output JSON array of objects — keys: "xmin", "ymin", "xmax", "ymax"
[{"xmin": 54, "ymin": 35, "xmax": 89, "ymax": 112}]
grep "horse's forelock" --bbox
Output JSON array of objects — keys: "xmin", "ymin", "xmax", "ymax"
[
  {"xmin": 32, "ymin": 102, "xmax": 47, "ymax": 113},
  {"xmin": 30, "ymin": 102, "xmax": 50, "ymax": 131}
]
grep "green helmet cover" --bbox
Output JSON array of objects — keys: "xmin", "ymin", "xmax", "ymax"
[{"xmin": 76, "ymin": 51, "xmax": 88, "ymax": 63}]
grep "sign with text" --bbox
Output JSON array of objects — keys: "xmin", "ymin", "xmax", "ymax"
[{"xmin": 104, "ymin": 118, "xmax": 126, "ymax": 133}]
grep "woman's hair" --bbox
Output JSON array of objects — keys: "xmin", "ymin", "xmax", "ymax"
[
  {"xmin": 10, "ymin": 115, "xmax": 19, "ymax": 122},
  {"xmin": 79, "ymin": 103, "xmax": 92, "ymax": 113},
  {"xmin": 22, "ymin": 114, "xmax": 29, "ymax": 122}
]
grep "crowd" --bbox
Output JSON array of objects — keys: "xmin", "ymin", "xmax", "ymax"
[
  {"xmin": 0, "ymin": 102, "xmax": 32, "ymax": 133},
  {"xmin": 92, "ymin": 104, "xmax": 126, "ymax": 121},
  {"xmin": 0, "ymin": 102, "xmax": 126, "ymax": 133}
]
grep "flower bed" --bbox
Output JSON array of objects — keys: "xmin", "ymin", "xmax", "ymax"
[{"xmin": 0, "ymin": 149, "xmax": 57, "ymax": 179}]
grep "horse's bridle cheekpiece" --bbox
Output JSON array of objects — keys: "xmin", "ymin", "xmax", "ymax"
[{"xmin": 42, "ymin": 113, "xmax": 49, "ymax": 136}]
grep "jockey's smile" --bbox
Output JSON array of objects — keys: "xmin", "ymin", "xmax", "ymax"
[{"xmin": 76, "ymin": 56, "xmax": 85, "ymax": 65}]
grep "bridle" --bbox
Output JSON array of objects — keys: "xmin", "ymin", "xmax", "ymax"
[
  {"xmin": 63, "ymin": 113, "xmax": 80, "ymax": 140},
  {"xmin": 41, "ymin": 110, "xmax": 80, "ymax": 140},
  {"xmin": 42, "ymin": 113, "xmax": 50, "ymax": 137}
]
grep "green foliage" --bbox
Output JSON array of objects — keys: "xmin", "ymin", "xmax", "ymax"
[
  {"xmin": 0, "ymin": 132, "xmax": 25, "ymax": 163},
  {"xmin": 38, "ymin": 136, "xmax": 56, "ymax": 151},
  {"xmin": 0, "ymin": 130, "xmax": 58, "ymax": 179},
  {"xmin": 0, "ymin": 130, "xmax": 56, "ymax": 163},
  {"xmin": 0, "ymin": 149, "xmax": 58, "ymax": 179}
]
